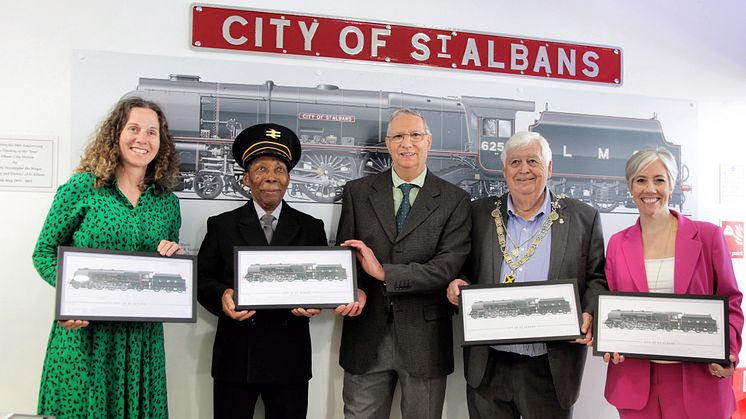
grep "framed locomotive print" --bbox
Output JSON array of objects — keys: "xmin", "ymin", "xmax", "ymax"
[
  {"xmin": 55, "ymin": 247, "xmax": 197, "ymax": 322},
  {"xmin": 234, "ymin": 246, "xmax": 357, "ymax": 309},
  {"xmin": 457, "ymin": 279, "xmax": 583, "ymax": 346},
  {"xmin": 593, "ymin": 292, "xmax": 730, "ymax": 364}
]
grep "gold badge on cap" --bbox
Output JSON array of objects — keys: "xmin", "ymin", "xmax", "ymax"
[{"xmin": 266, "ymin": 128, "xmax": 281, "ymax": 139}]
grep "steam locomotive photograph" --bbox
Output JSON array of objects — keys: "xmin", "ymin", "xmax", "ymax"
[
  {"xmin": 121, "ymin": 75, "xmax": 690, "ymax": 212},
  {"xmin": 603, "ymin": 310, "xmax": 719, "ymax": 333},
  {"xmin": 244, "ymin": 263, "xmax": 348, "ymax": 282},
  {"xmin": 459, "ymin": 281, "xmax": 582, "ymax": 346},
  {"xmin": 69, "ymin": 268, "xmax": 187, "ymax": 293},
  {"xmin": 469, "ymin": 297, "xmax": 571, "ymax": 319}
]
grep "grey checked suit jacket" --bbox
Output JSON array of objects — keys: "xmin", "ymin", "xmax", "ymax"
[
  {"xmin": 337, "ymin": 169, "xmax": 471, "ymax": 378},
  {"xmin": 462, "ymin": 192, "xmax": 607, "ymax": 409}
]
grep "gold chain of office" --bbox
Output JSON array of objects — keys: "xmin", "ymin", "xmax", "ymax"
[{"xmin": 491, "ymin": 194, "xmax": 566, "ymax": 282}]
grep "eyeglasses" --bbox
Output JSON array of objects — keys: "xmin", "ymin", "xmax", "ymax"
[{"xmin": 386, "ymin": 132, "xmax": 429, "ymax": 143}]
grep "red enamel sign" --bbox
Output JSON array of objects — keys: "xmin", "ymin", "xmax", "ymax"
[{"xmin": 191, "ymin": 5, "xmax": 623, "ymax": 85}]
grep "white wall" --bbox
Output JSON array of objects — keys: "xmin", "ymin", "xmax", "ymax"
[{"xmin": 2, "ymin": 1, "xmax": 745, "ymax": 418}]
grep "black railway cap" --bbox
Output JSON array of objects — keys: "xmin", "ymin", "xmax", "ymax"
[{"xmin": 232, "ymin": 123, "xmax": 302, "ymax": 171}]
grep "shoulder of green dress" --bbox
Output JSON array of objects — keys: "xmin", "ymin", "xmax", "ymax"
[
  {"xmin": 151, "ymin": 191, "xmax": 181, "ymax": 215},
  {"xmin": 58, "ymin": 171, "xmax": 96, "ymax": 194},
  {"xmin": 166, "ymin": 191, "xmax": 181, "ymax": 207}
]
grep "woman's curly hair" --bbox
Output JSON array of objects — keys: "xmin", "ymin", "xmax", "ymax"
[{"xmin": 76, "ymin": 97, "xmax": 180, "ymax": 194}]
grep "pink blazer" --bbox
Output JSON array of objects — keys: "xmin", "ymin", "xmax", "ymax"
[{"xmin": 604, "ymin": 210, "xmax": 743, "ymax": 418}]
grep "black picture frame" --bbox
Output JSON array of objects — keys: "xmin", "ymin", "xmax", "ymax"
[
  {"xmin": 233, "ymin": 246, "xmax": 358, "ymax": 309},
  {"xmin": 55, "ymin": 246, "xmax": 197, "ymax": 322},
  {"xmin": 593, "ymin": 291, "xmax": 729, "ymax": 364},
  {"xmin": 458, "ymin": 279, "xmax": 583, "ymax": 346}
]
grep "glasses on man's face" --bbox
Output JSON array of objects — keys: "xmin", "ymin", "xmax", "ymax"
[{"xmin": 386, "ymin": 132, "xmax": 428, "ymax": 143}]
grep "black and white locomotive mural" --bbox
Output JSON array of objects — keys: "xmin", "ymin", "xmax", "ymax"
[
  {"xmin": 603, "ymin": 309, "xmax": 718, "ymax": 333},
  {"xmin": 122, "ymin": 75, "xmax": 690, "ymax": 212}
]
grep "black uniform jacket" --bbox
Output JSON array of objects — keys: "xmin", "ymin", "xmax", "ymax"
[{"xmin": 197, "ymin": 200, "xmax": 327, "ymax": 383}]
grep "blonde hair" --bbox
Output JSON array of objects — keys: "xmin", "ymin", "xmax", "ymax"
[
  {"xmin": 76, "ymin": 97, "xmax": 179, "ymax": 193},
  {"xmin": 625, "ymin": 147, "xmax": 678, "ymax": 191}
]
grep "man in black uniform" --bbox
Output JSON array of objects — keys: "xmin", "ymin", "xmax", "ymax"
[{"xmin": 197, "ymin": 123, "xmax": 327, "ymax": 419}]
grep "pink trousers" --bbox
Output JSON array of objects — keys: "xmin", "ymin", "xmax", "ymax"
[{"xmin": 618, "ymin": 362, "xmax": 690, "ymax": 419}]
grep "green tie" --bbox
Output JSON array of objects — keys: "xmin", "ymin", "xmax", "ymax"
[{"xmin": 396, "ymin": 183, "xmax": 414, "ymax": 233}]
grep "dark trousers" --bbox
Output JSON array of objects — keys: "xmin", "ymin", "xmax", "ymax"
[
  {"xmin": 213, "ymin": 379, "xmax": 309, "ymax": 419},
  {"xmin": 466, "ymin": 350, "xmax": 570, "ymax": 419}
]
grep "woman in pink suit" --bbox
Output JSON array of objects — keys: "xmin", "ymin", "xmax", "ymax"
[{"xmin": 603, "ymin": 147, "xmax": 743, "ymax": 418}]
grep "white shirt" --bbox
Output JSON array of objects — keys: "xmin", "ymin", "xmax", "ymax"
[{"xmin": 645, "ymin": 257, "xmax": 675, "ymax": 294}]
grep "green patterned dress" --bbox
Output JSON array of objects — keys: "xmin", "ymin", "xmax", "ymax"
[{"xmin": 32, "ymin": 172, "xmax": 181, "ymax": 419}]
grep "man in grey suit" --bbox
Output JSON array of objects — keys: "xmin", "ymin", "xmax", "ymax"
[
  {"xmin": 334, "ymin": 109, "xmax": 471, "ymax": 419},
  {"xmin": 447, "ymin": 131, "xmax": 607, "ymax": 419}
]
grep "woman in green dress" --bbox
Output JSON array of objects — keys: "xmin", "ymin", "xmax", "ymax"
[{"xmin": 32, "ymin": 97, "xmax": 183, "ymax": 419}]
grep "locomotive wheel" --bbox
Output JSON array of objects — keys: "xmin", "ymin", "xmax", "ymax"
[
  {"xmin": 359, "ymin": 152, "xmax": 392, "ymax": 177},
  {"xmin": 592, "ymin": 201, "xmax": 618, "ymax": 213},
  {"xmin": 296, "ymin": 152, "xmax": 356, "ymax": 202},
  {"xmin": 228, "ymin": 174, "xmax": 252, "ymax": 199},
  {"xmin": 194, "ymin": 171, "xmax": 224, "ymax": 199}
]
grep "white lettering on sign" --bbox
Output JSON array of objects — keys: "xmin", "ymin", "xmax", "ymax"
[
  {"xmin": 269, "ymin": 18, "xmax": 290, "ymax": 49},
  {"xmin": 563, "ymin": 145, "xmax": 573, "ymax": 158},
  {"xmin": 371, "ymin": 28, "xmax": 390, "ymax": 57},
  {"xmin": 533, "ymin": 46, "xmax": 551, "ymax": 74},
  {"xmin": 511, "ymin": 43, "xmax": 529, "ymax": 71},
  {"xmin": 582, "ymin": 51, "xmax": 600, "ymax": 77},
  {"xmin": 598, "ymin": 148, "xmax": 610, "ymax": 160},
  {"xmin": 298, "ymin": 113, "xmax": 356, "ymax": 123},
  {"xmin": 487, "ymin": 40, "xmax": 505, "ymax": 69},
  {"xmin": 558, "ymin": 48, "xmax": 576, "ymax": 76},
  {"xmin": 298, "ymin": 21, "xmax": 319, "ymax": 51},
  {"xmin": 436, "ymin": 34, "xmax": 451, "ymax": 58},
  {"xmin": 255, "ymin": 17, "xmax": 263, "ymax": 47},
  {"xmin": 340, "ymin": 26, "xmax": 364, "ymax": 55},
  {"xmin": 462, "ymin": 38, "xmax": 481, "ymax": 66},
  {"xmin": 197, "ymin": 7, "xmax": 623, "ymax": 84},
  {"xmin": 411, "ymin": 33, "xmax": 430, "ymax": 61},
  {"xmin": 223, "ymin": 16, "xmax": 248, "ymax": 46}
]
